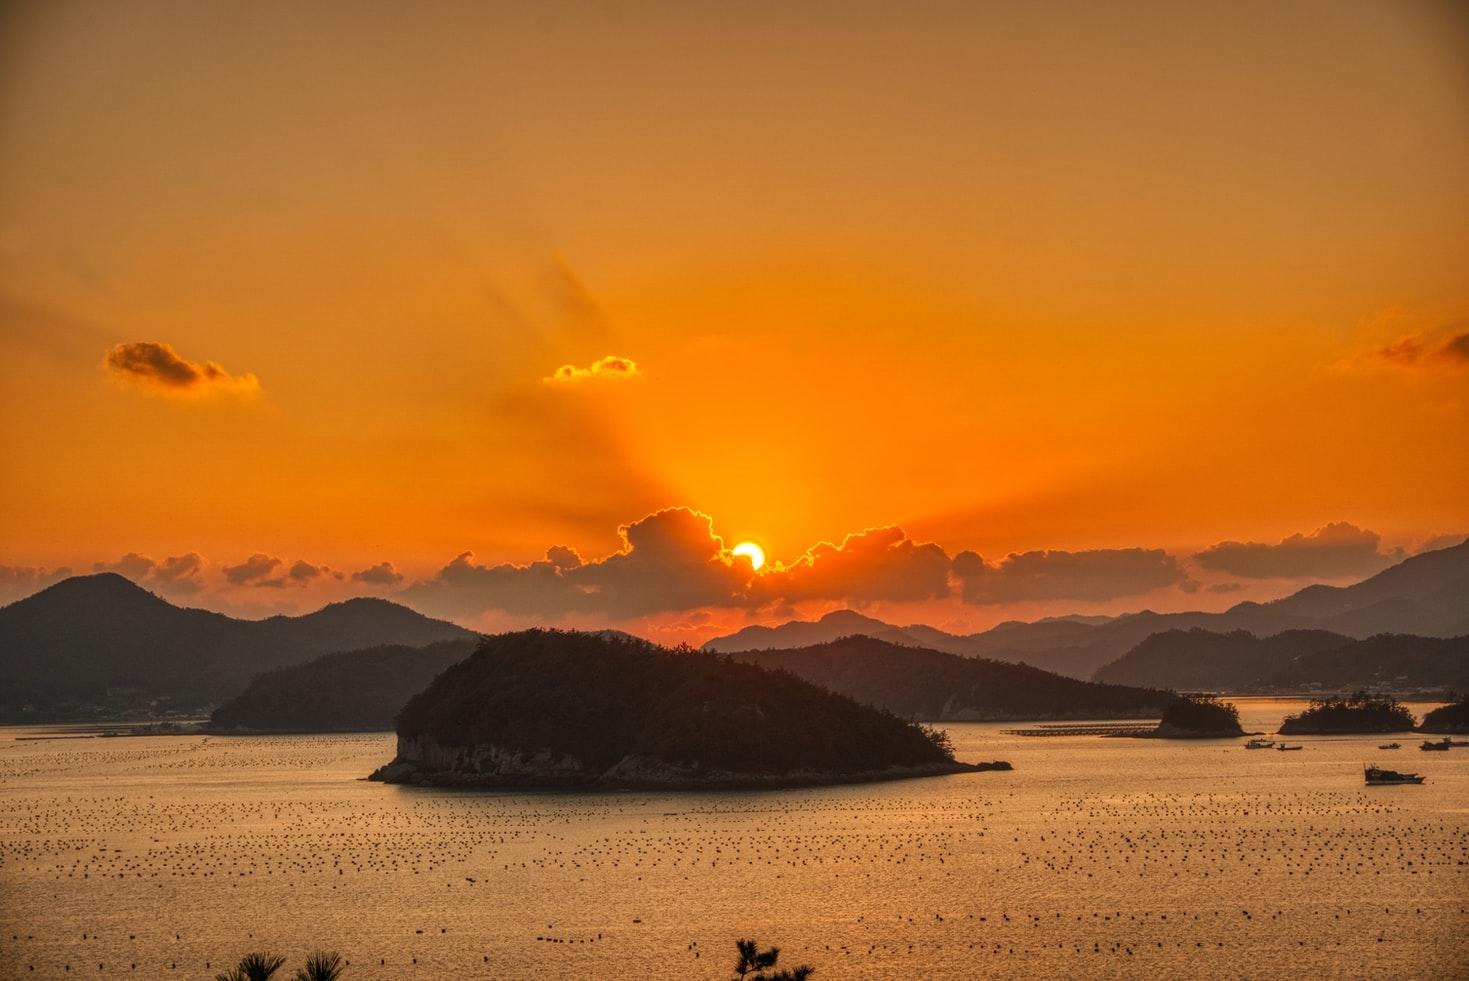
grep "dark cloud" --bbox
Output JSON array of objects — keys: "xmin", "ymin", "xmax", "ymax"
[
  {"xmin": 95, "ymin": 552, "xmax": 204, "ymax": 595},
  {"xmin": 288, "ymin": 559, "xmax": 339, "ymax": 583},
  {"xmin": 1440, "ymin": 333, "xmax": 1469, "ymax": 363},
  {"xmin": 953, "ymin": 547, "xmax": 1190, "ymax": 604},
  {"xmin": 1208, "ymin": 581, "xmax": 1247, "ymax": 594},
  {"xmin": 105, "ymin": 341, "xmax": 260, "ymax": 395},
  {"xmin": 1353, "ymin": 324, "xmax": 1469, "ymax": 370},
  {"xmin": 0, "ymin": 564, "xmax": 72, "ymax": 604},
  {"xmin": 753, "ymin": 526, "xmax": 951, "ymax": 605},
  {"xmin": 408, "ymin": 508, "xmax": 748, "ymax": 620},
  {"xmin": 223, "ymin": 553, "xmax": 283, "ymax": 586},
  {"xmin": 1192, "ymin": 522, "xmax": 1402, "ymax": 580},
  {"xmin": 352, "ymin": 562, "xmax": 405, "ymax": 586}
]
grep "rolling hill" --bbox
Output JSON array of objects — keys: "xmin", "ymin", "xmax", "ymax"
[{"xmin": 208, "ymin": 639, "xmax": 478, "ymax": 732}]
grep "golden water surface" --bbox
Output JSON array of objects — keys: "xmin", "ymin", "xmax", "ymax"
[{"xmin": 1, "ymin": 699, "xmax": 1465, "ymax": 979}]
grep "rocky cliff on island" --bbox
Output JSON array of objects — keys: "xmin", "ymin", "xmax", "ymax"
[{"xmin": 369, "ymin": 630, "xmax": 1006, "ymax": 789}]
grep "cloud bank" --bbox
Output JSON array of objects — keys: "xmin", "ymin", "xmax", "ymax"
[
  {"xmin": 105, "ymin": 341, "xmax": 260, "ymax": 395},
  {"xmin": 1192, "ymin": 522, "xmax": 1402, "ymax": 580},
  {"xmin": 952, "ymin": 547, "xmax": 1191, "ymax": 604}
]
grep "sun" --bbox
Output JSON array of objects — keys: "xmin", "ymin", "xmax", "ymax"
[{"xmin": 732, "ymin": 541, "xmax": 765, "ymax": 571}]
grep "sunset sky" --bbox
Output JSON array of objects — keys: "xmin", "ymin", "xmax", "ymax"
[{"xmin": 2, "ymin": 1, "xmax": 1466, "ymax": 640}]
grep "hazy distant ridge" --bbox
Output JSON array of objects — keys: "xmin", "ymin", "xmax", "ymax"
[{"xmin": 0, "ymin": 573, "xmax": 476, "ymax": 720}]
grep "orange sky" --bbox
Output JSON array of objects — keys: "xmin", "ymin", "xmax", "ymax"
[{"xmin": 1, "ymin": 1, "xmax": 1466, "ymax": 638}]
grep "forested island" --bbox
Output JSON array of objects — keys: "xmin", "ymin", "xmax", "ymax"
[
  {"xmin": 1150, "ymin": 695, "xmax": 1245, "ymax": 738},
  {"xmin": 730, "ymin": 636, "xmax": 1175, "ymax": 721},
  {"xmin": 1419, "ymin": 695, "xmax": 1469, "ymax": 733},
  {"xmin": 1278, "ymin": 692, "xmax": 1417, "ymax": 734},
  {"xmin": 370, "ymin": 630, "xmax": 1002, "ymax": 789},
  {"xmin": 209, "ymin": 640, "xmax": 477, "ymax": 732}
]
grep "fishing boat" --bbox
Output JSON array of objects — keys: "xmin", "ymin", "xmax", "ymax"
[
  {"xmin": 1364, "ymin": 765, "xmax": 1424, "ymax": 785},
  {"xmin": 1276, "ymin": 743, "xmax": 1303, "ymax": 751},
  {"xmin": 1377, "ymin": 742, "xmax": 1401, "ymax": 750},
  {"xmin": 1420, "ymin": 737, "xmax": 1451, "ymax": 751},
  {"xmin": 1244, "ymin": 738, "xmax": 1275, "ymax": 749}
]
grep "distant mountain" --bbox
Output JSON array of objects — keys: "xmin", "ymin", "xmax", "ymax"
[
  {"xmin": 728, "ymin": 636, "xmax": 1174, "ymax": 721},
  {"xmin": 0, "ymin": 573, "xmax": 477, "ymax": 720},
  {"xmin": 1093, "ymin": 629, "xmax": 1352, "ymax": 690},
  {"xmin": 703, "ymin": 540, "xmax": 1469, "ymax": 681},
  {"xmin": 374, "ymin": 630, "xmax": 978, "ymax": 789},
  {"xmin": 1095, "ymin": 628, "xmax": 1469, "ymax": 693},
  {"xmin": 209, "ymin": 639, "xmax": 478, "ymax": 732},
  {"xmin": 705, "ymin": 610, "xmax": 959, "ymax": 654}
]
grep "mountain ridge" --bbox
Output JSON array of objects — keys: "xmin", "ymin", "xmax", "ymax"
[{"xmin": 0, "ymin": 573, "xmax": 477, "ymax": 720}]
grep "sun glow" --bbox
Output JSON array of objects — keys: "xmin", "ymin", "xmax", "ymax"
[{"xmin": 732, "ymin": 541, "xmax": 765, "ymax": 571}]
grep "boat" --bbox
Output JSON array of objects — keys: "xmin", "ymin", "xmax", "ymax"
[
  {"xmin": 1364, "ymin": 765, "xmax": 1424, "ymax": 785},
  {"xmin": 1377, "ymin": 742, "xmax": 1400, "ymax": 750},
  {"xmin": 1244, "ymin": 738, "xmax": 1275, "ymax": 749},
  {"xmin": 1276, "ymin": 744, "xmax": 1303, "ymax": 751},
  {"xmin": 1420, "ymin": 737, "xmax": 1451, "ymax": 751}
]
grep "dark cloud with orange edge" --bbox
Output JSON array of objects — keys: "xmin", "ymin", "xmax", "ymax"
[
  {"xmin": 105, "ymin": 341, "xmax": 260, "ymax": 395},
  {"xmin": 405, "ymin": 507, "xmax": 1203, "ymax": 621}
]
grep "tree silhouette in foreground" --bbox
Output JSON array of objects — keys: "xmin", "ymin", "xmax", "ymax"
[
  {"xmin": 215, "ymin": 952, "xmax": 287, "ymax": 981},
  {"xmin": 293, "ymin": 950, "xmax": 346, "ymax": 981},
  {"xmin": 733, "ymin": 939, "xmax": 814, "ymax": 980}
]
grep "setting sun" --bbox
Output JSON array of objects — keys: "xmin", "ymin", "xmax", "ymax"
[{"xmin": 732, "ymin": 541, "xmax": 765, "ymax": 571}]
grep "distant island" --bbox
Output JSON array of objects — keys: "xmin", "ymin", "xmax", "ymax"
[
  {"xmin": 1150, "ymin": 695, "xmax": 1245, "ymax": 738},
  {"xmin": 1419, "ymin": 695, "xmax": 1469, "ymax": 734},
  {"xmin": 728, "ymin": 636, "xmax": 1175, "ymax": 721},
  {"xmin": 1278, "ymin": 692, "xmax": 1417, "ymax": 734},
  {"xmin": 208, "ymin": 640, "xmax": 477, "ymax": 732},
  {"xmin": 370, "ymin": 630, "xmax": 1005, "ymax": 789}
]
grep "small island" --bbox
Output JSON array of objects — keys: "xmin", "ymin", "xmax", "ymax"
[
  {"xmin": 1149, "ymin": 694, "xmax": 1245, "ymax": 738},
  {"xmin": 370, "ymin": 630, "xmax": 1007, "ymax": 789},
  {"xmin": 1278, "ymin": 692, "xmax": 1417, "ymax": 734},
  {"xmin": 1418, "ymin": 695, "xmax": 1469, "ymax": 734}
]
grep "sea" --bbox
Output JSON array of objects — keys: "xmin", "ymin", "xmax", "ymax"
[{"xmin": 1, "ymin": 698, "xmax": 1464, "ymax": 979}]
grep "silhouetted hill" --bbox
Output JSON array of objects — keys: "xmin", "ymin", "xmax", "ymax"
[
  {"xmin": 1094, "ymin": 629, "xmax": 1469, "ymax": 693},
  {"xmin": 1419, "ymin": 696, "xmax": 1469, "ymax": 734},
  {"xmin": 728, "ymin": 636, "xmax": 1174, "ymax": 721},
  {"xmin": 1093, "ymin": 628, "xmax": 1352, "ymax": 690},
  {"xmin": 701, "ymin": 541, "xmax": 1469, "ymax": 681},
  {"xmin": 0, "ymin": 574, "xmax": 477, "ymax": 720},
  {"xmin": 1259, "ymin": 634, "xmax": 1469, "ymax": 692},
  {"xmin": 209, "ymin": 639, "xmax": 478, "ymax": 731},
  {"xmin": 374, "ymin": 630, "xmax": 985, "ymax": 788}
]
